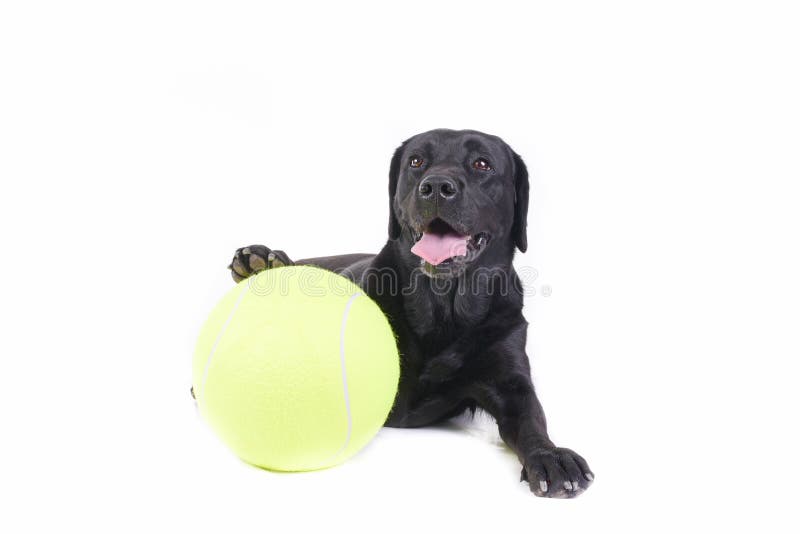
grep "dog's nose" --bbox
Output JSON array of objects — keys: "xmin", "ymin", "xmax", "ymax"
[{"xmin": 418, "ymin": 175, "xmax": 459, "ymax": 200}]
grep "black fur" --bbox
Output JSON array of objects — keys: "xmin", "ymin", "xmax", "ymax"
[{"xmin": 228, "ymin": 129, "xmax": 593, "ymax": 497}]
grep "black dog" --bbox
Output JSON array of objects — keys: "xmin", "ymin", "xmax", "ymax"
[{"xmin": 228, "ymin": 129, "xmax": 593, "ymax": 497}]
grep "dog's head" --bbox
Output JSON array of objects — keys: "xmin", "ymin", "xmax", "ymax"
[{"xmin": 387, "ymin": 129, "xmax": 529, "ymax": 278}]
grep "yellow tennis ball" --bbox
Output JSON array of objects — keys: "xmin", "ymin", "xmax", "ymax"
[{"xmin": 192, "ymin": 265, "xmax": 400, "ymax": 472}]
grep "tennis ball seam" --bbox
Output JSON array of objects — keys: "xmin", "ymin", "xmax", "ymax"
[
  {"xmin": 197, "ymin": 281, "xmax": 249, "ymax": 405},
  {"xmin": 319, "ymin": 291, "xmax": 361, "ymax": 465}
]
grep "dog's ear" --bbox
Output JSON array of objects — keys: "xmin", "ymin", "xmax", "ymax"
[
  {"xmin": 387, "ymin": 142, "xmax": 406, "ymax": 240},
  {"xmin": 511, "ymin": 151, "xmax": 530, "ymax": 253}
]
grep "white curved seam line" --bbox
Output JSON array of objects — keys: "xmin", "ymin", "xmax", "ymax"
[
  {"xmin": 328, "ymin": 292, "xmax": 361, "ymax": 462},
  {"xmin": 200, "ymin": 283, "xmax": 249, "ymax": 402}
]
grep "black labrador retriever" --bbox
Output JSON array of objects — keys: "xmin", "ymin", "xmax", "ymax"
[{"xmin": 228, "ymin": 128, "xmax": 593, "ymax": 497}]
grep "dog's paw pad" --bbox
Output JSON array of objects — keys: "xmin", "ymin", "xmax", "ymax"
[{"xmin": 248, "ymin": 253, "xmax": 267, "ymax": 271}]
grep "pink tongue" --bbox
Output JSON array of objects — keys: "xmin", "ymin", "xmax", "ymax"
[{"xmin": 411, "ymin": 232, "xmax": 469, "ymax": 265}]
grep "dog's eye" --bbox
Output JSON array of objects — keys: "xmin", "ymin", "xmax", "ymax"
[
  {"xmin": 409, "ymin": 156, "xmax": 424, "ymax": 168},
  {"xmin": 473, "ymin": 158, "xmax": 492, "ymax": 171}
]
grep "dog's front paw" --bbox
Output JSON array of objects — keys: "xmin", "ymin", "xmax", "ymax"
[
  {"xmin": 228, "ymin": 245, "xmax": 292, "ymax": 282},
  {"xmin": 521, "ymin": 447, "xmax": 594, "ymax": 498}
]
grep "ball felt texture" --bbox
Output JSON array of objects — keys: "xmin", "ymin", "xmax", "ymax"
[{"xmin": 193, "ymin": 266, "xmax": 400, "ymax": 471}]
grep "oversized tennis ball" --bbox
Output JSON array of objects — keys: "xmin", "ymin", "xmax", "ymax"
[{"xmin": 192, "ymin": 265, "xmax": 400, "ymax": 472}]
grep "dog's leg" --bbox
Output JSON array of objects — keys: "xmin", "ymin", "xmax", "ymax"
[
  {"xmin": 471, "ymin": 325, "xmax": 594, "ymax": 498},
  {"xmin": 228, "ymin": 245, "xmax": 293, "ymax": 282}
]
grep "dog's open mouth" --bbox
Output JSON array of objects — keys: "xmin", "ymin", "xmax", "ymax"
[{"xmin": 411, "ymin": 218, "xmax": 490, "ymax": 267}]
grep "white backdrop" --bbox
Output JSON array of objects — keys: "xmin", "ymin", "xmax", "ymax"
[{"xmin": 2, "ymin": 1, "xmax": 799, "ymax": 532}]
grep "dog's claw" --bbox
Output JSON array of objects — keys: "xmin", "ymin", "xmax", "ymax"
[
  {"xmin": 585, "ymin": 472, "xmax": 594, "ymax": 481},
  {"xmin": 539, "ymin": 480, "xmax": 548, "ymax": 493}
]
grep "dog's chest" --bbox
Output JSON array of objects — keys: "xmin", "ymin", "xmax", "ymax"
[{"xmin": 403, "ymin": 288, "xmax": 490, "ymax": 338}]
